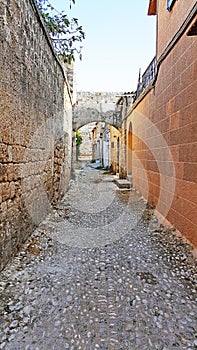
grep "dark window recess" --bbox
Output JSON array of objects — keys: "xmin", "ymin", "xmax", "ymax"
[
  {"xmin": 111, "ymin": 142, "xmax": 114, "ymax": 149},
  {"xmin": 187, "ymin": 19, "xmax": 197, "ymax": 36},
  {"xmin": 167, "ymin": 0, "xmax": 176, "ymax": 11}
]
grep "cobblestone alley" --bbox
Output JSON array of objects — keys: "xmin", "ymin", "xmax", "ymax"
[{"xmin": 0, "ymin": 164, "xmax": 196, "ymax": 350}]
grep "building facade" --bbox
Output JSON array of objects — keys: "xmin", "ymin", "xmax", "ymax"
[
  {"xmin": 92, "ymin": 122, "xmax": 105, "ymax": 164},
  {"xmin": 126, "ymin": 0, "xmax": 197, "ymax": 247}
]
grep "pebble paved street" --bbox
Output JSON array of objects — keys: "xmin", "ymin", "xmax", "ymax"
[{"xmin": 0, "ymin": 164, "xmax": 196, "ymax": 350}]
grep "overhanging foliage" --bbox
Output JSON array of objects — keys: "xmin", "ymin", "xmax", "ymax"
[{"xmin": 36, "ymin": 0, "xmax": 85, "ymax": 63}]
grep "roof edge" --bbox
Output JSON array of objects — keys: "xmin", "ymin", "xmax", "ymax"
[{"xmin": 148, "ymin": 0, "xmax": 157, "ymax": 16}]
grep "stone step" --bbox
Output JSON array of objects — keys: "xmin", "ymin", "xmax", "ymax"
[{"xmin": 114, "ymin": 179, "xmax": 132, "ymax": 189}]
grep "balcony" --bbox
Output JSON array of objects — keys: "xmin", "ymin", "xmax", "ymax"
[{"xmin": 134, "ymin": 57, "xmax": 157, "ymax": 101}]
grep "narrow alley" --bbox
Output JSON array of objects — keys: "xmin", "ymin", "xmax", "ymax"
[{"xmin": 0, "ymin": 164, "xmax": 196, "ymax": 350}]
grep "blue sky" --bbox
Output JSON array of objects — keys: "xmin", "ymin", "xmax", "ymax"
[{"xmin": 50, "ymin": 0, "xmax": 156, "ymax": 92}]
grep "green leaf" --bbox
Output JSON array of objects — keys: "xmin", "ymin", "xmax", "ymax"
[{"xmin": 36, "ymin": 0, "xmax": 85, "ymax": 62}]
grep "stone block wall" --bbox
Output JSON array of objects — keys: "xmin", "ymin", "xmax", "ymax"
[
  {"xmin": 157, "ymin": 0, "xmax": 195, "ymax": 56},
  {"xmin": 127, "ymin": 24, "xmax": 197, "ymax": 247},
  {"xmin": 74, "ymin": 91, "xmax": 122, "ymax": 130},
  {"xmin": 79, "ymin": 123, "xmax": 96, "ymax": 159},
  {"xmin": 0, "ymin": 0, "xmax": 72, "ymax": 270}
]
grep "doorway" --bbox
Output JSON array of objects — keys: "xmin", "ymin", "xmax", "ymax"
[{"xmin": 127, "ymin": 122, "xmax": 133, "ymax": 175}]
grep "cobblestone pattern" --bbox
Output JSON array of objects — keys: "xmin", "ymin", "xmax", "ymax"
[
  {"xmin": 0, "ymin": 0, "xmax": 71, "ymax": 270},
  {"xmin": 0, "ymin": 167, "xmax": 196, "ymax": 349}
]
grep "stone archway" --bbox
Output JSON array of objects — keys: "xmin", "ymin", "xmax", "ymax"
[
  {"xmin": 73, "ymin": 91, "xmax": 123, "ymax": 131},
  {"xmin": 73, "ymin": 107, "xmax": 122, "ymax": 131}
]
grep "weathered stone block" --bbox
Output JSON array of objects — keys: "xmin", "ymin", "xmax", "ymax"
[
  {"xmin": 0, "ymin": 144, "xmax": 8, "ymax": 162},
  {"xmin": 0, "ymin": 0, "xmax": 72, "ymax": 270}
]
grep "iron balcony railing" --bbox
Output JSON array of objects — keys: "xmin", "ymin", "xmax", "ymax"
[{"xmin": 134, "ymin": 57, "xmax": 157, "ymax": 100}]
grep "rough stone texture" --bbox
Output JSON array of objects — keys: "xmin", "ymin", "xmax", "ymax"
[
  {"xmin": 0, "ymin": 0, "xmax": 72, "ymax": 270},
  {"xmin": 0, "ymin": 165, "xmax": 196, "ymax": 349},
  {"xmin": 78, "ymin": 122, "xmax": 96, "ymax": 160},
  {"xmin": 74, "ymin": 92, "xmax": 123, "ymax": 130}
]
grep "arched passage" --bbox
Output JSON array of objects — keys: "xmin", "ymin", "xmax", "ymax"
[
  {"xmin": 73, "ymin": 107, "xmax": 122, "ymax": 131},
  {"xmin": 73, "ymin": 91, "xmax": 122, "ymax": 131},
  {"xmin": 73, "ymin": 121, "xmax": 121, "ymax": 171}
]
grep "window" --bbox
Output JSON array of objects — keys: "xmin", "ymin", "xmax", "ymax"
[
  {"xmin": 167, "ymin": 0, "xmax": 176, "ymax": 11},
  {"xmin": 187, "ymin": 20, "xmax": 197, "ymax": 36}
]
